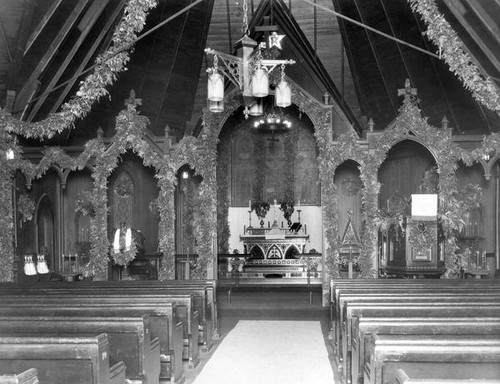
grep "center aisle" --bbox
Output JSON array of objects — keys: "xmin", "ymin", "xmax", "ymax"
[{"xmin": 192, "ymin": 320, "xmax": 335, "ymax": 384}]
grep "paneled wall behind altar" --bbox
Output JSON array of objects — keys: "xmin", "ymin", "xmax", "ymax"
[
  {"xmin": 218, "ymin": 108, "xmax": 322, "ymax": 254},
  {"xmin": 227, "ymin": 111, "xmax": 320, "ymax": 206}
]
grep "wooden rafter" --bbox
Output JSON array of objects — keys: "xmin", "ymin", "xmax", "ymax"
[
  {"xmin": 411, "ymin": 11, "xmax": 461, "ymax": 132},
  {"xmin": 50, "ymin": 0, "xmax": 126, "ymax": 116},
  {"xmin": 24, "ymin": 0, "xmax": 64, "ymax": 55},
  {"xmin": 332, "ymin": 0, "xmax": 371, "ymax": 121},
  {"xmin": 378, "ymin": 0, "xmax": 428, "ymax": 117},
  {"xmin": 27, "ymin": 0, "xmax": 112, "ymax": 122},
  {"xmin": 15, "ymin": 0, "xmax": 92, "ymax": 118},
  {"xmin": 442, "ymin": 0, "xmax": 500, "ymax": 77},
  {"xmin": 352, "ymin": 0, "xmax": 397, "ymax": 115}
]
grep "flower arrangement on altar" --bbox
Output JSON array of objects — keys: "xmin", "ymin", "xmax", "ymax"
[
  {"xmin": 279, "ymin": 201, "xmax": 295, "ymax": 226},
  {"xmin": 251, "ymin": 201, "xmax": 270, "ymax": 221}
]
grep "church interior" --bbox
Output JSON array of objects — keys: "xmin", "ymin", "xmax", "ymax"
[{"xmin": 0, "ymin": 0, "xmax": 499, "ymax": 383}]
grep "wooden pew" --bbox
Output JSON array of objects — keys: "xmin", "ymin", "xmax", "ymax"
[
  {"xmin": 363, "ymin": 334, "xmax": 500, "ymax": 384},
  {"xmin": 340, "ymin": 302, "xmax": 500, "ymax": 373},
  {"xmin": 329, "ymin": 281, "xmax": 500, "ymax": 341},
  {"xmin": 0, "ymin": 315, "xmax": 160, "ymax": 384},
  {"xmin": 0, "ymin": 279, "xmax": 219, "ymax": 351},
  {"xmin": 330, "ymin": 280, "xmax": 500, "ymax": 313},
  {"xmin": 393, "ymin": 368, "xmax": 500, "ymax": 384},
  {"xmin": 351, "ymin": 317, "xmax": 500, "ymax": 384},
  {"xmin": 330, "ymin": 284, "xmax": 500, "ymax": 327},
  {"xmin": 334, "ymin": 294, "xmax": 500, "ymax": 364},
  {"xmin": 0, "ymin": 293, "xmax": 200, "ymax": 370},
  {"xmin": 0, "ymin": 303, "xmax": 183, "ymax": 384},
  {"xmin": 0, "ymin": 368, "xmax": 38, "ymax": 384},
  {"xmin": 337, "ymin": 294, "xmax": 500, "ymax": 368},
  {"xmin": 0, "ymin": 334, "xmax": 126, "ymax": 384},
  {"xmin": 330, "ymin": 287, "xmax": 500, "ymax": 346}
]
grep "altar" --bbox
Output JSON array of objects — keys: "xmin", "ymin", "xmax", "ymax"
[
  {"xmin": 240, "ymin": 222, "xmax": 309, "ymax": 259},
  {"xmin": 219, "ymin": 218, "xmax": 322, "ymax": 284}
]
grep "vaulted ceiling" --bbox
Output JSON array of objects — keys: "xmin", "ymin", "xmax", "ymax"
[{"xmin": 0, "ymin": 0, "xmax": 499, "ymax": 147}]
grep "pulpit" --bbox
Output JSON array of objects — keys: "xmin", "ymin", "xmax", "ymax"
[{"xmin": 379, "ymin": 194, "xmax": 445, "ymax": 278}]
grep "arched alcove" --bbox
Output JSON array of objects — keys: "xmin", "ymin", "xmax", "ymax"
[
  {"xmin": 35, "ymin": 194, "xmax": 55, "ymax": 270},
  {"xmin": 334, "ymin": 160, "xmax": 362, "ymax": 240},
  {"xmin": 378, "ymin": 139, "xmax": 437, "ymax": 214},
  {"xmin": 175, "ymin": 164, "xmax": 202, "ymax": 256},
  {"xmin": 216, "ymin": 101, "xmax": 322, "ymax": 254}
]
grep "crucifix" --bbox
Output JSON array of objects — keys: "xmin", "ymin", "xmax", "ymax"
[{"xmin": 397, "ymin": 78, "xmax": 417, "ymax": 102}]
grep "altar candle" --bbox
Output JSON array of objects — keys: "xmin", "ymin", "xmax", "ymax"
[
  {"xmin": 249, "ymin": 200, "xmax": 251, "ymax": 210},
  {"xmin": 298, "ymin": 200, "xmax": 301, "ymax": 208}
]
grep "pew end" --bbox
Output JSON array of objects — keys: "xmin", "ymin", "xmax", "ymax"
[{"xmin": 0, "ymin": 368, "xmax": 38, "ymax": 384}]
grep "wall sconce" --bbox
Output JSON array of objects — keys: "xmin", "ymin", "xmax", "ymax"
[{"xmin": 182, "ymin": 171, "xmax": 189, "ymax": 179}]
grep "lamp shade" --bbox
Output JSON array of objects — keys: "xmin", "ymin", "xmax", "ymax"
[
  {"xmin": 275, "ymin": 81, "xmax": 292, "ymax": 107},
  {"xmin": 249, "ymin": 100, "xmax": 263, "ymax": 116},
  {"xmin": 209, "ymin": 100, "xmax": 224, "ymax": 113},
  {"xmin": 251, "ymin": 68, "xmax": 269, "ymax": 97},
  {"xmin": 207, "ymin": 73, "xmax": 224, "ymax": 101}
]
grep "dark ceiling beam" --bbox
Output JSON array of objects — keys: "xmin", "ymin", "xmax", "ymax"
[
  {"xmin": 27, "ymin": 0, "xmax": 112, "ymax": 122},
  {"xmin": 378, "ymin": 1, "xmax": 412, "ymax": 89},
  {"xmin": 15, "ymin": 0, "xmax": 92, "ymax": 117},
  {"xmin": 137, "ymin": 0, "xmax": 168, "ymax": 99},
  {"xmin": 225, "ymin": 0, "xmax": 233, "ymax": 52},
  {"xmin": 379, "ymin": 0, "xmax": 430, "ymax": 118},
  {"xmin": 50, "ymin": 0, "xmax": 125, "ymax": 116},
  {"xmin": 352, "ymin": 0, "xmax": 397, "ymax": 115},
  {"xmin": 412, "ymin": 12, "xmax": 462, "ymax": 132},
  {"xmin": 184, "ymin": 0, "xmax": 215, "ymax": 121},
  {"xmin": 153, "ymin": 1, "xmax": 191, "ymax": 131},
  {"xmin": 332, "ymin": 0, "xmax": 371, "ymax": 121},
  {"xmin": 442, "ymin": 0, "xmax": 500, "ymax": 77},
  {"xmin": 23, "ymin": 0, "xmax": 64, "ymax": 55}
]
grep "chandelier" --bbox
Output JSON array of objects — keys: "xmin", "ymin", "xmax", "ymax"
[
  {"xmin": 253, "ymin": 98, "xmax": 292, "ymax": 131},
  {"xmin": 205, "ymin": 0, "xmax": 295, "ymax": 117}
]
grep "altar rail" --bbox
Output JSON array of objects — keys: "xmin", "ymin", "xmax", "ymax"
[{"xmin": 218, "ymin": 253, "xmax": 323, "ymax": 285}]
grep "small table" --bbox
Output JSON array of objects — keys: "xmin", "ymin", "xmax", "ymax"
[
  {"xmin": 60, "ymin": 273, "xmax": 82, "ymax": 282},
  {"xmin": 465, "ymin": 269, "xmax": 489, "ymax": 279}
]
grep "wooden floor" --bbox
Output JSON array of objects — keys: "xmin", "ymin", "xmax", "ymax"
[{"xmin": 182, "ymin": 286, "xmax": 339, "ymax": 384}]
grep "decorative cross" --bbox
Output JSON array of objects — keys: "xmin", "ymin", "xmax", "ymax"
[
  {"xmin": 124, "ymin": 89, "xmax": 142, "ymax": 110},
  {"xmin": 397, "ymin": 79, "xmax": 417, "ymax": 102}
]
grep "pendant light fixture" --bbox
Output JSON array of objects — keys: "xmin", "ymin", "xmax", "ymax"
[{"xmin": 205, "ymin": 0, "xmax": 295, "ymax": 116}]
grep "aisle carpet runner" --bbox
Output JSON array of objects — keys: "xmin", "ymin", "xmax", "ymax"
[{"xmin": 192, "ymin": 320, "xmax": 334, "ymax": 384}]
